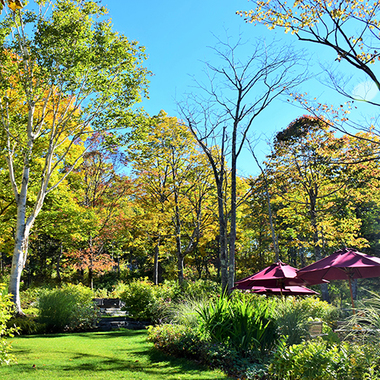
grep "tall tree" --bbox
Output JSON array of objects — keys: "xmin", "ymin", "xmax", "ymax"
[
  {"xmin": 0, "ymin": 0, "xmax": 149, "ymax": 313},
  {"xmin": 65, "ymin": 137, "xmax": 131, "ymax": 289},
  {"xmin": 180, "ymin": 36, "xmax": 307, "ymax": 293},
  {"xmin": 266, "ymin": 115, "xmax": 372, "ymax": 299},
  {"xmin": 129, "ymin": 112, "xmax": 217, "ymax": 285}
]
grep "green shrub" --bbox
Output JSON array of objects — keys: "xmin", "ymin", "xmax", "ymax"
[
  {"xmin": 93, "ymin": 287, "xmax": 109, "ymax": 299},
  {"xmin": 0, "ymin": 284, "xmax": 18, "ymax": 365},
  {"xmin": 179, "ymin": 279, "xmax": 221, "ymax": 300},
  {"xmin": 148, "ymin": 323, "xmax": 270, "ymax": 379},
  {"xmin": 298, "ymin": 296, "xmax": 339, "ymax": 325},
  {"xmin": 20, "ymin": 287, "xmax": 41, "ymax": 312},
  {"xmin": 147, "ymin": 324, "xmax": 202, "ymax": 358},
  {"xmin": 109, "ymin": 281, "xmax": 129, "ymax": 298},
  {"xmin": 120, "ymin": 279, "xmax": 174, "ymax": 323},
  {"xmin": 18, "ymin": 287, "xmax": 46, "ymax": 318},
  {"xmin": 269, "ymin": 338, "xmax": 380, "ymax": 380},
  {"xmin": 120, "ymin": 279, "xmax": 158, "ymax": 322},
  {"xmin": 274, "ymin": 298, "xmax": 310, "ymax": 345},
  {"xmin": 38, "ymin": 283, "xmax": 99, "ymax": 332},
  {"xmin": 7, "ymin": 315, "xmax": 43, "ymax": 335}
]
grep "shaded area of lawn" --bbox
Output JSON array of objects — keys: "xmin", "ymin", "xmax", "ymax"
[{"xmin": 0, "ymin": 330, "xmax": 232, "ymax": 380}]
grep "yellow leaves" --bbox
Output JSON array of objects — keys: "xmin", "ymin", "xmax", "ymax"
[
  {"xmin": 7, "ymin": 0, "xmax": 24, "ymax": 12},
  {"xmin": 331, "ymin": 8, "xmax": 343, "ymax": 18},
  {"xmin": 0, "ymin": 0, "xmax": 24, "ymax": 13}
]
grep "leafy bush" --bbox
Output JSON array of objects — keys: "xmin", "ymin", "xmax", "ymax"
[
  {"xmin": 179, "ymin": 279, "xmax": 221, "ymax": 300},
  {"xmin": 298, "ymin": 296, "xmax": 339, "ymax": 325},
  {"xmin": 17, "ymin": 287, "xmax": 48, "ymax": 319},
  {"xmin": 93, "ymin": 287, "xmax": 109, "ymax": 299},
  {"xmin": 147, "ymin": 324, "xmax": 202, "ymax": 359},
  {"xmin": 120, "ymin": 279, "xmax": 159, "ymax": 322},
  {"xmin": 274, "ymin": 298, "xmax": 310, "ymax": 345},
  {"xmin": 269, "ymin": 337, "xmax": 380, "ymax": 380},
  {"xmin": 38, "ymin": 283, "xmax": 99, "ymax": 332},
  {"xmin": 147, "ymin": 323, "xmax": 270, "ymax": 379},
  {"xmin": 0, "ymin": 284, "xmax": 18, "ymax": 365},
  {"xmin": 120, "ymin": 279, "xmax": 175, "ymax": 323},
  {"xmin": 7, "ymin": 315, "xmax": 43, "ymax": 335},
  {"xmin": 109, "ymin": 281, "xmax": 129, "ymax": 298},
  {"xmin": 19, "ymin": 287, "xmax": 41, "ymax": 313}
]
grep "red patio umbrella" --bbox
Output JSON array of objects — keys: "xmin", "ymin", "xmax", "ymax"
[
  {"xmin": 297, "ymin": 248, "xmax": 380, "ymax": 312},
  {"xmin": 249, "ymin": 285, "xmax": 319, "ymax": 296},
  {"xmin": 234, "ymin": 261, "xmax": 307, "ymax": 291}
]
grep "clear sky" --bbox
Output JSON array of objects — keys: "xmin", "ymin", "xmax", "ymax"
[{"xmin": 103, "ymin": 0, "xmax": 379, "ymax": 176}]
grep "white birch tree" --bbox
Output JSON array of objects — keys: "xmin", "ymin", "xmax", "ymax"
[{"xmin": 0, "ymin": 0, "xmax": 149, "ymax": 314}]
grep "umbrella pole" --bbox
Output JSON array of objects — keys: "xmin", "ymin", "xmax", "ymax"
[{"xmin": 348, "ymin": 279, "xmax": 356, "ymax": 315}]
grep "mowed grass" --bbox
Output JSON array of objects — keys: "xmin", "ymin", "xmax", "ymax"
[{"xmin": 0, "ymin": 330, "xmax": 232, "ymax": 380}]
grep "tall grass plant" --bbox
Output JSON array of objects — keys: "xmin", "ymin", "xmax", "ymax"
[
  {"xmin": 38, "ymin": 283, "xmax": 99, "ymax": 332},
  {"xmin": 197, "ymin": 294, "xmax": 276, "ymax": 355}
]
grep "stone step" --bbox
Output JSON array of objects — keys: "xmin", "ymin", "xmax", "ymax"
[
  {"xmin": 97, "ymin": 316, "xmax": 150, "ymax": 331},
  {"xmin": 100, "ymin": 307, "xmax": 127, "ymax": 316}
]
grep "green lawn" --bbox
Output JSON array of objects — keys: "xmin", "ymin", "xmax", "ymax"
[{"xmin": 0, "ymin": 330, "xmax": 232, "ymax": 380}]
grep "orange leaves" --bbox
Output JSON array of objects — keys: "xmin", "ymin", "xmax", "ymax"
[{"xmin": 6, "ymin": 0, "xmax": 24, "ymax": 12}]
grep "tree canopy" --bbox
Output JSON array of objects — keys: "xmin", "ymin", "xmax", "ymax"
[{"xmin": 0, "ymin": 0, "xmax": 149, "ymax": 313}]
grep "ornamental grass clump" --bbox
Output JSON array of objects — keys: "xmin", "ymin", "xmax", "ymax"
[
  {"xmin": 38, "ymin": 283, "xmax": 99, "ymax": 332},
  {"xmin": 148, "ymin": 293, "xmax": 276, "ymax": 379},
  {"xmin": 274, "ymin": 296, "xmax": 338, "ymax": 345},
  {"xmin": 345, "ymin": 290, "xmax": 380, "ymax": 344},
  {"xmin": 167, "ymin": 296, "xmax": 208, "ymax": 328}
]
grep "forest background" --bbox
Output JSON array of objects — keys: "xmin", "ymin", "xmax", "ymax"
[{"xmin": 0, "ymin": 0, "xmax": 380, "ymax": 310}]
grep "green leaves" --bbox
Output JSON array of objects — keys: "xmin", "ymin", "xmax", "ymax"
[{"xmin": 197, "ymin": 294, "xmax": 276, "ymax": 355}]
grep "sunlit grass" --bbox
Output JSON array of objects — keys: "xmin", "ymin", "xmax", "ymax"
[{"xmin": 1, "ymin": 330, "xmax": 231, "ymax": 380}]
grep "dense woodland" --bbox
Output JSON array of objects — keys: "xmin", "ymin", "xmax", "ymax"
[
  {"xmin": 0, "ymin": 0, "xmax": 380, "ymax": 310},
  {"xmin": 1, "ymin": 110, "xmax": 380, "ymax": 303}
]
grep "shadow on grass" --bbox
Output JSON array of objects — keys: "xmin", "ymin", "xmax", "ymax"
[
  {"xmin": 9, "ymin": 330, "xmax": 231, "ymax": 380},
  {"xmin": 147, "ymin": 346, "xmax": 215, "ymax": 372},
  {"xmin": 17, "ymin": 329, "xmax": 147, "ymax": 339}
]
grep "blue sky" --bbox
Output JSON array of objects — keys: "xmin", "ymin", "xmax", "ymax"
[{"xmin": 103, "ymin": 0, "xmax": 378, "ymax": 176}]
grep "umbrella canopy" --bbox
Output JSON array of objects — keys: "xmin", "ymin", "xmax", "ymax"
[
  {"xmin": 249, "ymin": 285, "xmax": 319, "ymax": 296},
  {"xmin": 234, "ymin": 261, "xmax": 306, "ymax": 290},
  {"xmin": 297, "ymin": 248, "xmax": 380, "ymax": 312}
]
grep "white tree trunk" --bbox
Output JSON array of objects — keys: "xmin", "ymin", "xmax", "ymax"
[{"xmin": 9, "ymin": 203, "xmax": 31, "ymax": 314}]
